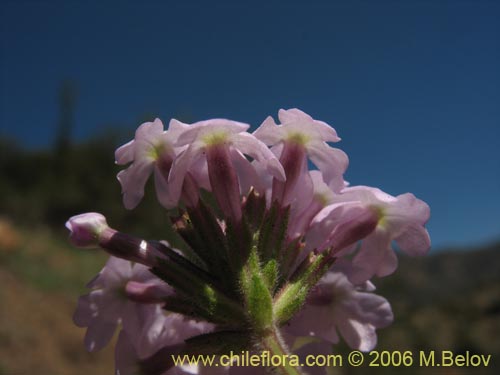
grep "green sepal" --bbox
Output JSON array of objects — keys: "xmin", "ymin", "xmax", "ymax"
[
  {"xmin": 257, "ymin": 202, "xmax": 290, "ymax": 262},
  {"xmin": 273, "ymin": 252, "xmax": 335, "ymax": 325},
  {"xmin": 242, "ymin": 188, "xmax": 267, "ymax": 230},
  {"xmin": 187, "ymin": 201, "xmax": 228, "ymax": 265},
  {"xmin": 151, "ymin": 252, "xmax": 246, "ymax": 325},
  {"xmin": 262, "ymin": 259, "xmax": 279, "ymax": 293},
  {"xmin": 225, "ymin": 216, "xmax": 253, "ymax": 273},
  {"xmin": 239, "ymin": 248, "xmax": 274, "ymax": 333},
  {"xmin": 180, "ymin": 202, "xmax": 235, "ymax": 291},
  {"xmin": 163, "ymin": 214, "xmax": 205, "ymax": 267},
  {"xmin": 246, "ymin": 272, "xmax": 273, "ymax": 333}
]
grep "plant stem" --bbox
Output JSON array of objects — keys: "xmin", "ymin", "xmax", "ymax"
[{"xmin": 260, "ymin": 327, "xmax": 304, "ymax": 375}]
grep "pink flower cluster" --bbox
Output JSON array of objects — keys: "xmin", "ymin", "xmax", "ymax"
[{"xmin": 67, "ymin": 108, "xmax": 430, "ymax": 375}]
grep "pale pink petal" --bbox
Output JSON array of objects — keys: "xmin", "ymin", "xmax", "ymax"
[
  {"xmin": 349, "ymin": 233, "xmax": 397, "ymax": 284},
  {"xmin": 230, "ymin": 149, "xmax": 262, "ymax": 195},
  {"xmin": 354, "ymin": 293, "xmax": 394, "ymax": 328},
  {"xmin": 189, "ymin": 153, "xmax": 211, "ymax": 191},
  {"xmin": 84, "ymin": 319, "xmax": 117, "ymax": 352},
  {"xmin": 115, "ymin": 140, "xmax": 134, "ymax": 165},
  {"xmin": 115, "ymin": 330, "xmax": 138, "ymax": 375},
  {"xmin": 253, "ymin": 115, "xmax": 284, "ymax": 145},
  {"xmin": 337, "ymin": 317, "xmax": 377, "ymax": 352},
  {"xmin": 167, "ymin": 142, "xmax": 202, "ymax": 205},
  {"xmin": 73, "ymin": 294, "xmax": 93, "ymax": 327},
  {"xmin": 287, "ymin": 304, "xmax": 340, "ymax": 344},
  {"xmin": 101, "ymin": 256, "xmax": 134, "ymax": 285},
  {"xmin": 135, "ymin": 118, "xmax": 164, "ymax": 140},
  {"xmin": 278, "ymin": 108, "xmax": 307, "ymax": 123},
  {"xmin": 231, "ymin": 132, "xmax": 285, "ymax": 181},
  {"xmin": 395, "ymin": 223, "xmax": 431, "ymax": 256},
  {"xmin": 154, "ymin": 165, "xmax": 177, "ymax": 209},
  {"xmin": 278, "ymin": 108, "xmax": 340, "ymax": 142},
  {"xmin": 307, "ymin": 141, "xmax": 348, "ymax": 191},
  {"xmin": 89, "ymin": 290, "xmax": 125, "ymax": 320},
  {"xmin": 167, "ymin": 118, "xmax": 191, "ymax": 140},
  {"xmin": 176, "ymin": 119, "xmax": 249, "ymax": 146},
  {"xmin": 388, "ymin": 193, "xmax": 431, "ymax": 229},
  {"xmin": 117, "ymin": 160, "xmax": 155, "ymax": 209}
]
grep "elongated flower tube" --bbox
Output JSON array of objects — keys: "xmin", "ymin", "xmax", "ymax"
[
  {"xmin": 168, "ymin": 118, "xmax": 285, "ymax": 223},
  {"xmin": 66, "ymin": 212, "xmax": 162, "ymax": 266},
  {"xmin": 254, "ymin": 109, "xmax": 348, "ymax": 208}
]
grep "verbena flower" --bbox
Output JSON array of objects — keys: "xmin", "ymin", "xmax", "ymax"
[
  {"xmin": 336, "ymin": 186, "xmax": 431, "ymax": 284},
  {"xmin": 115, "ymin": 311, "xmax": 215, "ymax": 375},
  {"xmin": 286, "ymin": 270, "xmax": 393, "ymax": 352},
  {"xmin": 116, "ymin": 118, "xmax": 188, "ymax": 209},
  {"xmin": 254, "ymin": 108, "xmax": 348, "ymax": 206},
  {"xmin": 67, "ymin": 108, "xmax": 430, "ymax": 375},
  {"xmin": 73, "ymin": 256, "xmax": 171, "ymax": 352},
  {"xmin": 168, "ymin": 118, "xmax": 285, "ymax": 222}
]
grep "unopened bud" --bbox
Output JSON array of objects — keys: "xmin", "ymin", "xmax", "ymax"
[{"xmin": 65, "ymin": 212, "xmax": 109, "ymax": 248}]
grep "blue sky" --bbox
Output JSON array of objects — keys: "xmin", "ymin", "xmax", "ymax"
[{"xmin": 1, "ymin": 0, "xmax": 499, "ymax": 249}]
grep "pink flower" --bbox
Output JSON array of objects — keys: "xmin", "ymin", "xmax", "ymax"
[
  {"xmin": 285, "ymin": 271, "xmax": 393, "ymax": 352},
  {"xmin": 116, "ymin": 118, "xmax": 188, "ymax": 209},
  {"xmin": 168, "ymin": 118, "xmax": 285, "ymax": 222},
  {"xmin": 115, "ymin": 311, "xmax": 216, "ymax": 375},
  {"xmin": 73, "ymin": 256, "xmax": 172, "ymax": 352},
  {"xmin": 338, "ymin": 186, "xmax": 431, "ymax": 284},
  {"xmin": 253, "ymin": 109, "xmax": 348, "ymax": 206}
]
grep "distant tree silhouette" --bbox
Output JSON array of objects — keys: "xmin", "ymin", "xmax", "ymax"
[{"xmin": 53, "ymin": 80, "xmax": 77, "ymax": 174}]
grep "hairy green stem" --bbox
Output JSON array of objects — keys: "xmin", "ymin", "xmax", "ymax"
[{"xmin": 260, "ymin": 327, "xmax": 304, "ymax": 375}]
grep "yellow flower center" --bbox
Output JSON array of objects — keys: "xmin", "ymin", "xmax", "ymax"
[
  {"xmin": 202, "ymin": 131, "xmax": 229, "ymax": 146},
  {"xmin": 286, "ymin": 132, "xmax": 310, "ymax": 145}
]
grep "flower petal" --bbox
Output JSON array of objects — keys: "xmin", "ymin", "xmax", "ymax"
[
  {"xmin": 176, "ymin": 119, "xmax": 249, "ymax": 146},
  {"xmin": 307, "ymin": 141, "xmax": 348, "ymax": 191},
  {"xmin": 117, "ymin": 160, "xmax": 155, "ymax": 210},
  {"xmin": 73, "ymin": 294, "xmax": 93, "ymax": 327},
  {"xmin": 253, "ymin": 116, "xmax": 284, "ymax": 145},
  {"xmin": 395, "ymin": 223, "xmax": 431, "ymax": 256},
  {"xmin": 278, "ymin": 108, "xmax": 341, "ymax": 142},
  {"xmin": 348, "ymin": 232, "xmax": 397, "ymax": 284},
  {"xmin": 231, "ymin": 132, "xmax": 286, "ymax": 181},
  {"xmin": 84, "ymin": 319, "xmax": 117, "ymax": 352},
  {"xmin": 115, "ymin": 140, "xmax": 134, "ymax": 165},
  {"xmin": 337, "ymin": 316, "xmax": 377, "ymax": 352},
  {"xmin": 167, "ymin": 142, "xmax": 203, "ymax": 204}
]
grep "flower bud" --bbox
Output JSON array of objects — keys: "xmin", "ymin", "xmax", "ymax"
[{"xmin": 65, "ymin": 212, "xmax": 109, "ymax": 248}]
